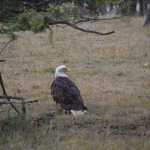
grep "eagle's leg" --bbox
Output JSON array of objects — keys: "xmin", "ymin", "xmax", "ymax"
[
  {"xmin": 64, "ymin": 110, "xmax": 71, "ymax": 115},
  {"xmin": 56, "ymin": 103, "xmax": 63, "ymax": 114}
]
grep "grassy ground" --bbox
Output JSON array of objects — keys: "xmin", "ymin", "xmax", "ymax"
[{"xmin": 0, "ymin": 16, "xmax": 150, "ymax": 149}]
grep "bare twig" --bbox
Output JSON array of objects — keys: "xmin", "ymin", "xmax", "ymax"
[
  {"xmin": 0, "ymin": 39, "xmax": 14, "ymax": 55},
  {"xmin": 45, "ymin": 18, "xmax": 115, "ymax": 36},
  {"xmin": 48, "ymin": 26, "xmax": 54, "ymax": 44},
  {"xmin": 0, "ymin": 73, "xmax": 20, "ymax": 114},
  {"xmin": 21, "ymin": 98, "xmax": 26, "ymax": 115},
  {"xmin": 0, "ymin": 99, "xmax": 39, "ymax": 105},
  {"xmin": 26, "ymin": 99, "xmax": 39, "ymax": 104},
  {"xmin": 0, "ymin": 60, "xmax": 6, "ymax": 62},
  {"xmin": 75, "ymin": 16, "xmax": 122, "ymax": 24},
  {"xmin": 0, "ymin": 110, "xmax": 8, "ymax": 113},
  {"xmin": 0, "ymin": 95, "xmax": 24, "ymax": 100},
  {"xmin": 0, "ymin": 95, "xmax": 39, "ymax": 103}
]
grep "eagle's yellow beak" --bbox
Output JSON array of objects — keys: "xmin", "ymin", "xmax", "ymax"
[{"xmin": 64, "ymin": 67, "xmax": 69, "ymax": 73}]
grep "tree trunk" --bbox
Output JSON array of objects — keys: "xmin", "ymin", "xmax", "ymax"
[
  {"xmin": 136, "ymin": 0, "xmax": 140, "ymax": 15},
  {"xmin": 139, "ymin": 0, "xmax": 144, "ymax": 15},
  {"xmin": 144, "ymin": 3, "xmax": 150, "ymax": 26}
]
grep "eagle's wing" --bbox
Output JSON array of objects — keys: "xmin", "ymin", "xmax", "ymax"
[
  {"xmin": 51, "ymin": 78, "xmax": 65, "ymax": 104},
  {"xmin": 51, "ymin": 77, "xmax": 86, "ymax": 111}
]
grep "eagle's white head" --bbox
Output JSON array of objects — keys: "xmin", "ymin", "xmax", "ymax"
[{"xmin": 55, "ymin": 65, "xmax": 68, "ymax": 78}]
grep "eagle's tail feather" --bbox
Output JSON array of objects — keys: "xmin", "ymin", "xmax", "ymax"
[{"xmin": 70, "ymin": 110, "xmax": 88, "ymax": 116}]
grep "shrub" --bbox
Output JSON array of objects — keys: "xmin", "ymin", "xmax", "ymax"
[
  {"xmin": 0, "ymin": 10, "xmax": 49, "ymax": 35},
  {"xmin": 17, "ymin": 11, "xmax": 47, "ymax": 32},
  {"xmin": 47, "ymin": 2, "xmax": 80, "ymax": 21},
  {"xmin": 120, "ymin": 0, "xmax": 135, "ymax": 15},
  {"xmin": 0, "ymin": 0, "xmax": 22, "ymax": 21}
]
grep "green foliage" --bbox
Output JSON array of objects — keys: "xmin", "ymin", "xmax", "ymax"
[
  {"xmin": 96, "ymin": 0, "xmax": 119, "ymax": 4},
  {"xmin": 17, "ymin": 11, "xmax": 47, "ymax": 32},
  {"xmin": 0, "ymin": 0, "xmax": 22, "ymax": 21},
  {"xmin": 0, "ymin": 0, "xmax": 137, "ymax": 34},
  {"xmin": 0, "ymin": 24, "xmax": 17, "ymax": 40},
  {"xmin": 17, "ymin": 13, "xmax": 31, "ymax": 31},
  {"xmin": 120, "ymin": 0, "xmax": 134, "ymax": 15},
  {"xmin": 0, "ymin": 2, "xmax": 81, "ymax": 34},
  {"xmin": 87, "ymin": 0, "xmax": 98, "ymax": 11},
  {"xmin": 48, "ymin": 4, "xmax": 64, "ymax": 20},
  {"xmin": 47, "ymin": 2, "xmax": 80, "ymax": 21},
  {"xmin": 0, "ymin": 11, "xmax": 49, "ymax": 35}
]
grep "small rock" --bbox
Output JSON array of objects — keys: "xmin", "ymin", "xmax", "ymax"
[{"xmin": 143, "ymin": 62, "xmax": 150, "ymax": 69}]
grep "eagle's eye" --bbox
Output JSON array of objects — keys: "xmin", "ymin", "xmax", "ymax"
[{"xmin": 63, "ymin": 68, "xmax": 67, "ymax": 73}]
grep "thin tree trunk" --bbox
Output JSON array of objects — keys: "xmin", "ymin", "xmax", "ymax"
[
  {"xmin": 136, "ymin": 0, "xmax": 140, "ymax": 15},
  {"xmin": 144, "ymin": 3, "xmax": 150, "ymax": 26}
]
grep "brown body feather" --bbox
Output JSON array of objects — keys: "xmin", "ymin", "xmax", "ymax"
[{"xmin": 51, "ymin": 77, "xmax": 87, "ymax": 111}]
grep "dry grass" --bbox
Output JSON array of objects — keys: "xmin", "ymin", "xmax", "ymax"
[{"xmin": 0, "ymin": 16, "xmax": 150, "ymax": 149}]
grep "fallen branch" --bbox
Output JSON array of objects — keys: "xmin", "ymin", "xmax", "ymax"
[
  {"xmin": 0, "ymin": 99, "xmax": 39, "ymax": 105},
  {"xmin": 0, "ymin": 73, "xmax": 20, "ymax": 114},
  {"xmin": 0, "ymin": 95, "xmax": 24, "ymax": 100},
  {"xmin": 0, "ymin": 60, "xmax": 6, "ymax": 62},
  {"xmin": 0, "ymin": 95, "xmax": 39, "ymax": 104},
  {"xmin": 45, "ymin": 17, "xmax": 115, "ymax": 36},
  {"xmin": 26, "ymin": 99, "xmax": 39, "ymax": 104}
]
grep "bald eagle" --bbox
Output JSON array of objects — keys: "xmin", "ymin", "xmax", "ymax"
[{"xmin": 51, "ymin": 65, "xmax": 87, "ymax": 116}]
